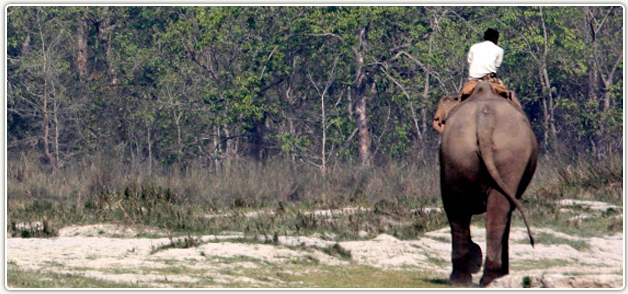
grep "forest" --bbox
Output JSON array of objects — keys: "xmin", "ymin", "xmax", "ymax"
[
  {"xmin": 5, "ymin": 7, "xmax": 625, "ymax": 288},
  {"xmin": 6, "ymin": 6, "xmax": 623, "ymax": 180}
]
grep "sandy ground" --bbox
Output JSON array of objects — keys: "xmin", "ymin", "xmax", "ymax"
[{"xmin": 6, "ymin": 219, "xmax": 623, "ymax": 289}]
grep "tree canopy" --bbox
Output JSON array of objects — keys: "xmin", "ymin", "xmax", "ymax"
[{"xmin": 6, "ymin": 6, "xmax": 624, "ymax": 172}]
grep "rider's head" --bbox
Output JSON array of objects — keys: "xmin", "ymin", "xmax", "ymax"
[{"xmin": 484, "ymin": 28, "xmax": 500, "ymax": 45}]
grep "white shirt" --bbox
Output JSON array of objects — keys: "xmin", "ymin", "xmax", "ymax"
[{"xmin": 467, "ymin": 41, "xmax": 503, "ymax": 80}]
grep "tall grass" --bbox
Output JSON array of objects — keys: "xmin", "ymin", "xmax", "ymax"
[
  {"xmin": 8, "ymin": 153, "xmax": 441, "ymax": 207},
  {"xmin": 527, "ymin": 153, "xmax": 623, "ymax": 203},
  {"xmin": 521, "ymin": 153, "xmax": 623, "ymax": 236},
  {"xmin": 7, "ymin": 151, "xmax": 622, "ymax": 239},
  {"xmin": 7, "ymin": 152, "xmax": 442, "ymax": 238}
]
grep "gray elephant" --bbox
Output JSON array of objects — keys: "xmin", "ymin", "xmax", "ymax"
[{"xmin": 434, "ymin": 81, "xmax": 537, "ymax": 287}]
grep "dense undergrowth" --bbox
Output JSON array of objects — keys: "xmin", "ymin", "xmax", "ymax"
[
  {"xmin": 521, "ymin": 154, "xmax": 623, "ymax": 236},
  {"xmin": 6, "ymin": 152, "xmax": 623, "ymax": 240}
]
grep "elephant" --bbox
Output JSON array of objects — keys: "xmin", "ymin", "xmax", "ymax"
[{"xmin": 434, "ymin": 81, "xmax": 538, "ymax": 287}]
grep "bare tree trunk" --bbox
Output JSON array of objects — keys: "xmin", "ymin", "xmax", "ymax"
[
  {"xmin": 541, "ymin": 66, "xmax": 557, "ymax": 151},
  {"xmin": 52, "ymin": 85, "xmax": 61, "ymax": 171},
  {"xmin": 538, "ymin": 7, "xmax": 557, "ymax": 153},
  {"xmin": 147, "ymin": 126, "xmax": 152, "ymax": 174},
  {"xmin": 37, "ymin": 11, "xmax": 55, "ymax": 168},
  {"xmin": 320, "ymin": 86, "xmax": 327, "ymax": 175},
  {"xmin": 174, "ymin": 108, "xmax": 183, "ymax": 167},
  {"xmin": 420, "ymin": 31, "xmax": 434, "ymax": 140},
  {"xmin": 354, "ymin": 80, "xmax": 371, "ymax": 166},
  {"xmin": 353, "ymin": 26, "xmax": 371, "ymax": 167},
  {"xmin": 288, "ymin": 118, "xmax": 296, "ymax": 164},
  {"xmin": 42, "ymin": 84, "xmax": 54, "ymax": 166},
  {"xmin": 21, "ymin": 34, "xmax": 31, "ymax": 55},
  {"xmin": 76, "ymin": 8, "xmax": 89, "ymax": 79},
  {"xmin": 213, "ymin": 125, "xmax": 220, "ymax": 173},
  {"xmin": 310, "ymin": 55, "xmax": 341, "ymax": 175},
  {"xmin": 99, "ymin": 7, "xmax": 118, "ymax": 83},
  {"xmin": 223, "ymin": 125, "xmax": 233, "ymax": 173}
]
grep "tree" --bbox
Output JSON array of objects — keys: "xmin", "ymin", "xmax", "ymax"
[
  {"xmin": 578, "ymin": 6, "xmax": 624, "ymax": 156},
  {"xmin": 7, "ymin": 7, "xmax": 77, "ymax": 170},
  {"xmin": 6, "ymin": 6, "xmax": 624, "ymax": 172}
]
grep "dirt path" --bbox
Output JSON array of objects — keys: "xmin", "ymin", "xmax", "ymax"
[{"xmin": 6, "ymin": 222, "xmax": 623, "ymax": 288}]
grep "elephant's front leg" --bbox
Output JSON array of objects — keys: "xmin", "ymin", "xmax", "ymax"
[
  {"xmin": 480, "ymin": 189, "xmax": 513, "ymax": 287},
  {"xmin": 448, "ymin": 213, "xmax": 473, "ymax": 286}
]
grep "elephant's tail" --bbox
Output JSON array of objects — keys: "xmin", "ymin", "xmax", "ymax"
[{"xmin": 477, "ymin": 105, "xmax": 535, "ymax": 248}]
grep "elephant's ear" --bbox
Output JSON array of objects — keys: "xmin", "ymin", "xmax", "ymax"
[{"xmin": 433, "ymin": 95, "xmax": 460, "ymax": 134}]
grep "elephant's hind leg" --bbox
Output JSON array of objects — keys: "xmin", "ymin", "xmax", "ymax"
[
  {"xmin": 480, "ymin": 189, "xmax": 513, "ymax": 287},
  {"xmin": 448, "ymin": 214, "xmax": 473, "ymax": 286}
]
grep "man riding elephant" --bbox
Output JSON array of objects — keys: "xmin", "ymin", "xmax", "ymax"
[
  {"xmin": 434, "ymin": 28, "xmax": 523, "ymax": 134},
  {"xmin": 460, "ymin": 28, "xmax": 518, "ymax": 107}
]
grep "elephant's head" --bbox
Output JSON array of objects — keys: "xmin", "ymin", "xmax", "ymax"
[{"xmin": 433, "ymin": 95, "xmax": 461, "ymax": 134}]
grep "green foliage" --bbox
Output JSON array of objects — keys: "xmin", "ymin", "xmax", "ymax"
[
  {"xmin": 7, "ymin": 6, "xmax": 623, "ymax": 169},
  {"xmin": 5, "ymin": 6, "xmax": 623, "ymax": 186}
]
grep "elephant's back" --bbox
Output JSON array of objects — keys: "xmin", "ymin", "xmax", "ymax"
[
  {"xmin": 488, "ymin": 101, "xmax": 537, "ymax": 152},
  {"xmin": 440, "ymin": 98, "xmax": 536, "ymax": 170},
  {"xmin": 448, "ymin": 98, "xmax": 533, "ymax": 141},
  {"xmin": 441, "ymin": 102, "xmax": 480, "ymax": 150},
  {"xmin": 440, "ymin": 102, "xmax": 483, "ymax": 173}
]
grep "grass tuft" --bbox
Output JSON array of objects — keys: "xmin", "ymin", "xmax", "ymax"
[{"xmin": 321, "ymin": 243, "xmax": 352, "ymax": 260}]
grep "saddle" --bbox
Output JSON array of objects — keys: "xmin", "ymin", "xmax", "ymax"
[{"xmin": 459, "ymin": 74, "xmax": 522, "ymax": 109}]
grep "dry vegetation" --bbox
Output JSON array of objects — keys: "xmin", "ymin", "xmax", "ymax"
[
  {"xmin": 8, "ymin": 152, "xmax": 447, "ymax": 240},
  {"xmin": 6, "ymin": 152, "xmax": 623, "ymax": 288},
  {"xmin": 7, "ymin": 152, "xmax": 622, "ymax": 241}
]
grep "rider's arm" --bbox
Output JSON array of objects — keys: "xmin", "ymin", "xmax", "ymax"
[
  {"xmin": 495, "ymin": 47, "xmax": 503, "ymax": 69},
  {"xmin": 467, "ymin": 47, "xmax": 474, "ymax": 64}
]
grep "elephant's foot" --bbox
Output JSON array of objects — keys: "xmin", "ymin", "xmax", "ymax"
[
  {"xmin": 479, "ymin": 266, "xmax": 507, "ymax": 287},
  {"xmin": 479, "ymin": 273, "xmax": 504, "ymax": 287},
  {"xmin": 469, "ymin": 242, "xmax": 483, "ymax": 274},
  {"xmin": 449, "ymin": 271, "xmax": 472, "ymax": 287}
]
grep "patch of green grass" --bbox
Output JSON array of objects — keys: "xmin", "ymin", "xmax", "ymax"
[
  {"xmin": 514, "ymin": 205, "xmax": 623, "ymax": 239},
  {"xmin": 145, "ymin": 266, "xmax": 200, "ymax": 276},
  {"xmin": 408, "ymin": 244, "xmax": 449, "ymax": 268},
  {"xmin": 282, "ymin": 265, "xmax": 449, "ymax": 288},
  {"xmin": 6, "ymin": 263, "xmax": 141, "ymax": 288},
  {"xmin": 10, "ymin": 248, "xmax": 450, "ymax": 289},
  {"xmin": 511, "ymin": 258, "xmax": 572, "ymax": 271},
  {"xmin": 42, "ymin": 260, "xmax": 64, "ymax": 268},
  {"xmin": 208, "ymin": 255, "xmax": 266, "ymax": 265},
  {"xmin": 95, "ymin": 263, "xmax": 212, "ymax": 283},
  {"xmin": 233, "ymin": 264, "xmax": 451, "ymax": 288},
  {"xmin": 290, "ymin": 255, "xmax": 320, "ymax": 265},
  {"xmin": 515, "ymin": 231, "xmax": 590, "ymax": 251}
]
